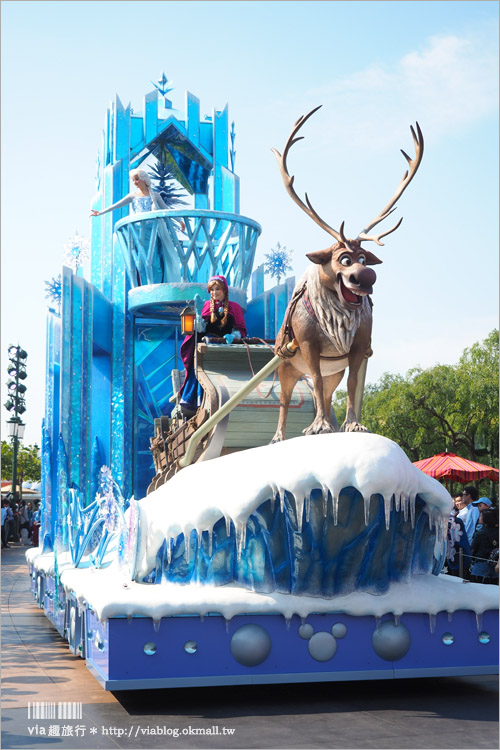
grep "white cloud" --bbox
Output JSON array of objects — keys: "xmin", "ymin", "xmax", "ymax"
[
  {"xmin": 398, "ymin": 34, "xmax": 498, "ymax": 133},
  {"xmin": 306, "ymin": 30, "xmax": 498, "ymax": 151}
]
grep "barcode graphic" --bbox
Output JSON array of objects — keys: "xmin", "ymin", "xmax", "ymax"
[{"xmin": 28, "ymin": 702, "xmax": 83, "ymax": 720}]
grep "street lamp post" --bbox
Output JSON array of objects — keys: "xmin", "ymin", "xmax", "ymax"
[
  {"xmin": 4, "ymin": 345, "xmax": 28, "ymax": 542},
  {"xmin": 6, "ymin": 417, "xmax": 26, "ymax": 515}
]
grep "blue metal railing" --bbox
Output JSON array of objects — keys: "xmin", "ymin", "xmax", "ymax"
[{"xmin": 114, "ymin": 209, "xmax": 261, "ymax": 290}]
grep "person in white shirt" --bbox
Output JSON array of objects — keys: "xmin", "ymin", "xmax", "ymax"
[{"xmin": 457, "ymin": 485, "xmax": 481, "ymax": 545}]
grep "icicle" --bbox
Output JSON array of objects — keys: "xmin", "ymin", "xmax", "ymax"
[
  {"xmin": 375, "ymin": 615, "xmax": 381, "ymax": 628},
  {"xmin": 127, "ymin": 615, "xmax": 133, "ymax": 624},
  {"xmin": 410, "ymin": 494, "xmax": 416, "ymax": 528},
  {"xmin": 363, "ymin": 495, "xmax": 370, "ymax": 526},
  {"xmin": 384, "ymin": 495, "xmax": 392, "ymax": 530},
  {"xmin": 428, "ymin": 613, "xmax": 436, "ymax": 634},
  {"xmin": 236, "ymin": 522, "xmax": 247, "ymax": 561},
  {"xmin": 403, "ymin": 494, "xmax": 409, "ymax": 522},
  {"xmin": 208, "ymin": 528, "xmax": 213, "ymax": 557},
  {"xmin": 394, "ymin": 614, "xmax": 400, "ymax": 626},
  {"xmin": 447, "ymin": 611, "xmax": 453, "ymax": 622},
  {"xmin": 225, "ymin": 515, "xmax": 231, "ymax": 538},
  {"xmin": 184, "ymin": 531, "xmax": 191, "ymax": 565},
  {"xmin": 295, "ymin": 495, "xmax": 305, "ymax": 533},
  {"xmin": 437, "ymin": 518, "xmax": 447, "ymax": 559},
  {"xmin": 333, "ymin": 494, "xmax": 339, "ymax": 526},
  {"xmin": 166, "ymin": 537, "xmax": 172, "ymax": 565},
  {"xmin": 200, "ymin": 614, "xmax": 205, "ymax": 623},
  {"xmin": 300, "ymin": 616, "xmax": 306, "ymax": 627},
  {"xmin": 153, "ymin": 618, "xmax": 161, "ymax": 633},
  {"xmin": 305, "ymin": 494, "xmax": 311, "ymax": 524},
  {"xmin": 394, "ymin": 494, "xmax": 401, "ymax": 513},
  {"xmin": 476, "ymin": 613, "xmax": 483, "ymax": 632},
  {"xmin": 279, "ymin": 489, "xmax": 285, "ymax": 514},
  {"xmin": 322, "ymin": 491, "xmax": 329, "ymax": 519},
  {"xmin": 225, "ymin": 618, "xmax": 230, "ymax": 634},
  {"xmin": 270, "ymin": 495, "xmax": 275, "ymax": 513},
  {"xmin": 284, "ymin": 616, "xmax": 291, "ymax": 631},
  {"xmin": 197, "ymin": 529, "xmax": 202, "ymax": 550},
  {"xmin": 428, "ymin": 510, "xmax": 433, "ymax": 530}
]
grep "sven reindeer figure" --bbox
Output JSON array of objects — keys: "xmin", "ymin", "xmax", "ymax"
[{"xmin": 271, "ymin": 106, "xmax": 423, "ymax": 442}]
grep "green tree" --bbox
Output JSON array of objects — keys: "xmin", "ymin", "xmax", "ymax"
[
  {"xmin": 455, "ymin": 329, "xmax": 499, "ymax": 462},
  {"xmin": 1, "ymin": 441, "xmax": 41, "ymax": 490}
]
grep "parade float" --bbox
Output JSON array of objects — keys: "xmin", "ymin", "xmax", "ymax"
[{"xmin": 26, "ymin": 77, "xmax": 498, "ymax": 690}]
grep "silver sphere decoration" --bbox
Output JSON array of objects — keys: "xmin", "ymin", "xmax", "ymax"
[
  {"xmin": 184, "ymin": 640, "xmax": 197, "ymax": 654},
  {"xmin": 230, "ymin": 624, "xmax": 272, "ymax": 666},
  {"xmin": 372, "ymin": 620, "xmax": 411, "ymax": 661},
  {"xmin": 144, "ymin": 642, "xmax": 157, "ymax": 655},
  {"xmin": 331, "ymin": 622, "xmax": 347, "ymax": 639},
  {"xmin": 308, "ymin": 632, "xmax": 337, "ymax": 662},
  {"xmin": 441, "ymin": 633, "xmax": 454, "ymax": 646},
  {"xmin": 298, "ymin": 623, "xmax": 314, "ymax": 640},
  {"xmin": 478, "ymin": 631, "xmax": 491, "ymax": 644}
]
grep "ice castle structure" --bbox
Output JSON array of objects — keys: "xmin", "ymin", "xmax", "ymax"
[{"xmin": 41, "ymin": 78, "xmax": 292, "ymax": 548}]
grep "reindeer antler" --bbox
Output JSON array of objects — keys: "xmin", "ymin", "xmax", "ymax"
[
  {"xmin": 356, "ymin": 123, "xmax": 424, "ymax": 246},
  {"xmin": 271, "ymin": 106, "xmax": 347, "ymax": 244}
]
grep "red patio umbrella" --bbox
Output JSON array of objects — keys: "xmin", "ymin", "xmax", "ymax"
[{"xmin": 413, "ymin": 452, "xmax": 499, "ymax": 483}]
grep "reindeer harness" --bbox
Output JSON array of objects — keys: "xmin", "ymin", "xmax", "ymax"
[{"xmin": 276, "ymin": 281, "xmax": 352, "ymax": 362}]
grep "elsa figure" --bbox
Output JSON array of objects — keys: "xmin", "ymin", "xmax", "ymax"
[{"xmin": 90, "ymin": 168, "xmax": 183, "ymax": 283}]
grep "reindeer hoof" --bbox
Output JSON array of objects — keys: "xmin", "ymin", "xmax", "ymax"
[
  {"xmin": 270, "ymin": 435, "xmax": 283, "ymax": 444},
  {"xmin": 303, "ymin": 421, "xmax": 334, "ymax": 436},
  {"xmin": 340, "ymin": 421, "xmax": 369, "ymax": 433}
]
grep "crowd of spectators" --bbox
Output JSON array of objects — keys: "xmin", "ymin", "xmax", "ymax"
[
  {"xmin": 1, "ymin": 496, "xmax": 41, "ymax": 549},
  {"xmin": 446, "ymin": 485, "xmax": 498, "ymax": 584}
]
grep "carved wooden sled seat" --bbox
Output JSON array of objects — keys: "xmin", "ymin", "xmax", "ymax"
[{"xmin": 148, "ymin": 341, "xmax": 315, "ymax": 492}]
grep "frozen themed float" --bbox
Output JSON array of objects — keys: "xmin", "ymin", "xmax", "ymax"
[{"xmin": 27, "ymin": 76, "xmax": 498, "ymax": 690}]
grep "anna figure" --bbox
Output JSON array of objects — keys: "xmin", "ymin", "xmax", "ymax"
[{"xmin": 179, "ymin": 275, "xmax": 247, "ymax": 415}]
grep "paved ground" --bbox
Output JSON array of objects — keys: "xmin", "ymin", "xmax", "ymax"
[{"xmin": 2, "ymin": 543, "xmax": 498, "ymax": 750}]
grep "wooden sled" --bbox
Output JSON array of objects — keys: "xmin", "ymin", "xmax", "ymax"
[{"xmin": 148, "ymin": 339, "xmax": 315, "ymax": 491}]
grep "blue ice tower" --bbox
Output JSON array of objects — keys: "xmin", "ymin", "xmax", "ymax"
[{"xmin": 40, "ymin": 81, "xmax": 303, "ymax": 550}]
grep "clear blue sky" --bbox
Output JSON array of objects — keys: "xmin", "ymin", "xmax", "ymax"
[{"xmin": 1, "ymin": 1, "xmax": 498, "ymax": 446}]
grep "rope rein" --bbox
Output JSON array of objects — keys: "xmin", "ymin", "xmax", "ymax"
[
  {"xmin": 275, "ymin": 281, "xmax": 307, "ymax": 359},
  {"xmin": 243, "ymin": 338, "xmax": 278, "ymax": 399}
]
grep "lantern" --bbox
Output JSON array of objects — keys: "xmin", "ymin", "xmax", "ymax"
[{"xmin": 180, "ymin": 304, "xmax": 196, "ymax": 335}]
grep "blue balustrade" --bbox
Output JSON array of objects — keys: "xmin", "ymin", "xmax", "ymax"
[{"xmin": 114, "ymin": 209, "xmax": 261, "ymax": 289}]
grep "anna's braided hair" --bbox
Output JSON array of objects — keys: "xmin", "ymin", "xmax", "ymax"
[{"xmin": 208, "ymin": 280, "xmax": 229, "ymax": 327}]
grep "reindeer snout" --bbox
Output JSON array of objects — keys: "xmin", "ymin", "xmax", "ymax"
[{"xmin": 350, "ymin": 266, "xmax": 377, "ymax": 291}]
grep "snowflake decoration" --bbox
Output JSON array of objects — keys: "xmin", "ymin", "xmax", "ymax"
[
  {"xmin": 44, "ymin": 275, "xmax": 62, "ymax": 309},
  {"xmin": 63, "ymin": 231, "xmax": 90, "ymax": 272},
  {"xmin": 264, "ymin": 242, "xmax": 293, "ymax": 285}
]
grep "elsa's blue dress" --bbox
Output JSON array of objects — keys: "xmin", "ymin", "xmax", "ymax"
[
  {"xmin": 131, "ymin": 196, "xmax": 165, "ymax": 282},
  {"xmin": 132, "ymin": 196, "xmax": 153, "ymax": 213}
]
